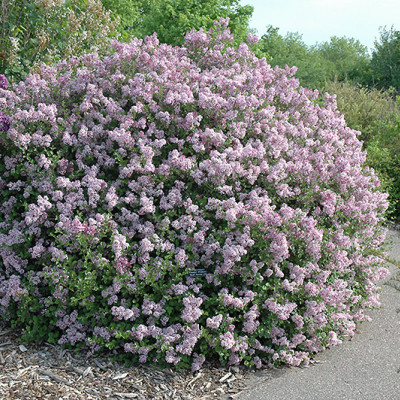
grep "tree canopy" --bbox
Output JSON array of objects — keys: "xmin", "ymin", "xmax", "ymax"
[
  {"xmin": 101, "ymin": 0, "xmax": 254, "ymax": 45},
  {"xmin": 371, "ymin": 26, "xmax": 400, "ymax": 93},
  {"xmin": 0, "ymin": 0, "xmax": 119, "ymax": 82},
  {"xmin": 257, "ymin": 26, "xmax": 371, "ymax": 90}
]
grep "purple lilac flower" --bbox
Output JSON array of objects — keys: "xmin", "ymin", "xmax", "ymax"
[
  {"xmin": 0, "ymin": 20, "xmax": 389, "ymax": 369},
  {"xmin": 0, "ymin": 112, "xmax": 9, "ymax": 132},
  {"xmin": 0, "ymin": 74, "xmax": 8, "ymax": 90}
]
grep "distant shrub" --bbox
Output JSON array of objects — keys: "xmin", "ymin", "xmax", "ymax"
[
  {"xmin": 366, "ymin": 109, "xmax": 400, "ymax": 220},
  {"xmin": 0, "ymin": 21, "xmax": 389, "ymax": 371},
  {"xmin": 325, "ymin": 80, "xmax": 398, "ymax": 146},
  {"xmin": 325, "ymin": 81, "xmax": 400, "ymax": 220}
]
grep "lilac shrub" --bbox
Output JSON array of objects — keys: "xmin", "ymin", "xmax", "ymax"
[{"xmin": 0, "ymin": 19, "xmax": 389, "ymax": 370}]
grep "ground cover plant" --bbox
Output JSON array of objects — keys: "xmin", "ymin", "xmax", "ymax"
[{"xmin": 0, "ymin": 20, "xmax": 390, "ymax": 371}]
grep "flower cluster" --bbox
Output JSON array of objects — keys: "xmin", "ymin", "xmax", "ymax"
[
  {"xmin": 0, "ymin": 21, "xmax": 388, "ymax": 370},
  {"xmin": 0, "ymin": 75, "xmax": 7, "ymax": 90},
  {"xmin": 0, "ymin": 75, "xmax": 9, "ymax": 132}
]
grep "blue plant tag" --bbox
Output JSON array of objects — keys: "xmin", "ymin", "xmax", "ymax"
[{"xmin": 186, "ymin": 268, "xmax": 207, "ymax": 278}]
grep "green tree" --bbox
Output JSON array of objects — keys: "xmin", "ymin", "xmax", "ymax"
[
  {"xmin": 314, "ymin": 36, "xmax": 371, "ymax": 85},
  {"xmin": 101, "ymin": 0, "xmax": 254, "ymax": 46},
  {"xmin": 100, "ymin": 0, "xmax": 146, "ymax": 41},
  {"xmin": 257, "ymin": 27, "xmax": 372, "ymax": 90},
  {"xmin": 257, "ymin": 26, "xmax": 330, "ymax": 90},
  {"xmin": 370, "ymin": 26, "xmax": 400, "ymax": 93},
  {"xmin": 257, "ymin": 26, "xmax": 307, "ymax": 64},
  {"xmin": 0, "ymin": 0, "xmax": 120, "ymax": 83}
]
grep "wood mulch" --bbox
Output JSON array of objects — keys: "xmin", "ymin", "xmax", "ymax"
[{"xmin": 0, "ymin": 325, "xmax": 254, "ymax": 400}]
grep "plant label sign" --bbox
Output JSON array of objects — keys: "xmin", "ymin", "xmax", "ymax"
[{"xmin": 186, "ymin": 268, "xmax": 208, "ymax": 278}]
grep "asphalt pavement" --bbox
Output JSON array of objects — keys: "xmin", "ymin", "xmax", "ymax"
[{"xmin": 230, "ymin": 230, "xmax": 400, "ymax": 400}]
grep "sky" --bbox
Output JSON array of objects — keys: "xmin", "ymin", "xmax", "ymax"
[{"xmin": 244, "ymin": 0, "xmax": 400, "ymax": 51}]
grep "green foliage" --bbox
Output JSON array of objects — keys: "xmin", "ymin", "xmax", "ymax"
[
  {"xmin": 257, "ymin": 26, "xmax": 325, "ymax": 89},
  {"xmin": 366, "ymin": 109, "xmax": 400, "ymax": 220},
  {"xmin": 0, "ymin": 0, "xmax": 120, "ymax": 83},
  {"xmin": 257, "ymin": 27, "xmax": 371, "ymax": 91},
  {"xmin": 325, "ymin": 80, "xmax": 398, "ymax": 145},
  {"xmin": 314, "ymin": 36, "xmax": 371, "ymax": 85},
  {"xmin": 366, "ymin": 140, "xmax": 399, "ymax": 220},
  {"xmin": 100, "ymin": 0, "xmax": 146, "ymax": 41},
  {"xmin": 101, "ymin": 0, "xmax": 254, "ymax": 46},
  {"xmin": 371, "ymin": 26, "xmax": 400, "ymax": 93}
]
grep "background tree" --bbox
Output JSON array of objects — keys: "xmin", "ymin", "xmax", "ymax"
[
  {"xmin": 370, "ymin": 26, "xmax": 400, "ymax": 93},
  {"xmin": 0, "ymin": 0, "xmax": 120, "ymax": 83},
  {"xmin": 314, "ymin": 36, "xmax": 371, "ymax": 85},
  {"xmin": 257, "ymin": 26, "xmax": 372, "ymax": 90},
  {"xmin": 100, "ymin": 0, "xmax": 147, "ymax": 41},
  {"xmin": 257, "ymin": 26, "xmax": 327, "ymax": 89},
  {"xmin": 257, "ymin": 26, "xmax": 308, "ymax": 64},
  {"xmin": 101, "ymin": 0, "xmax": 254, "ymax": 46}
]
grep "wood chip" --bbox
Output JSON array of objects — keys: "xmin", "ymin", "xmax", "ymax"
[
  {"xmin": 115, "ymin": 392, "xmax": 138, "ymax": 398},
  {"xmin": 228, "ymin": 391, "xmax": 245, "ymax": 399},
  {"xmin": 219, "ymin": 372, "xmax": 232, "ymax": 382},
  {"xmin": 0, "ymin": 323, "xmax": 253, "ymax": 400},
  {"xmin": 94, "ymin": 359, "xmax": 107, "ymax": 371},
  {"xmin": 113, "ymin": 372, "xmax": 129, "ymax": 380},
  {"xmin": 38, "ymin": 369, "xmax": 71, "ymax": 386},
  {"xmin": 187, "ymin": 372, "xmax": 203, "ymax": 387},
  {"xmin": 19, "ymin": 344, "xmax": 28, "ymax": 352},
  {"xmin": 16, "ymin": 365, "xmax": 34, "ymax": 378}
]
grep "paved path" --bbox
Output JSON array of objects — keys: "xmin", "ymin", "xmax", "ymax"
[{"xmin": 231, "ymin": 230, "xmax": 400, "ymax": 400}]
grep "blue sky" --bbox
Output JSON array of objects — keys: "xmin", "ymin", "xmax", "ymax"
[{"xmin": 244, "ymin": 0, "xmax": 400, "ymax": 51}]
